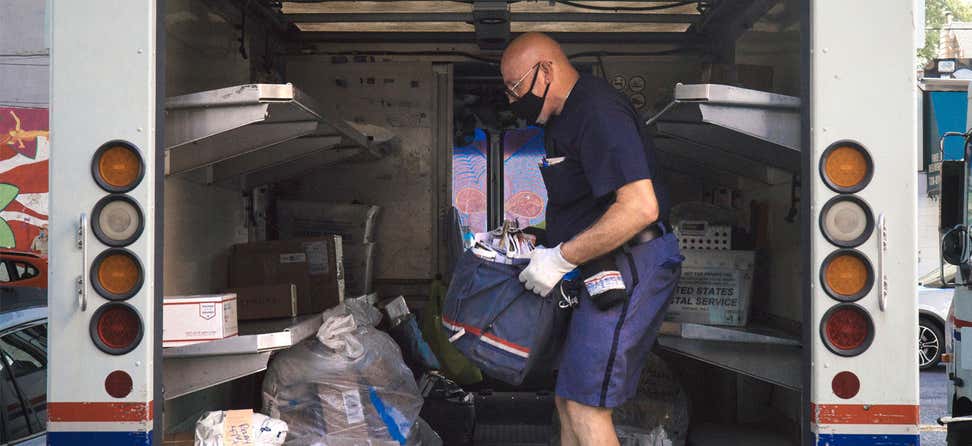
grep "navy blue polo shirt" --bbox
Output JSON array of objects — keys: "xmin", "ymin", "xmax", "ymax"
[{"xmin": 541, "ymin": 75, "xmax": 669, "ymax": 246}]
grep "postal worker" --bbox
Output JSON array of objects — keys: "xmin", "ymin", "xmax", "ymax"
[{"xmin": 502, "ymin": 32, "xmax": 684, "ymax": 446}]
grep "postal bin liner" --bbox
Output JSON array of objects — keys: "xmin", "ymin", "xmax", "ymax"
[
  {"xmin": 263, "ymin": 305, "xmax": 424, "ymax": 445},
  {"xmin": 441, "ymin": 249, "xmax": 568, "ymax": 385}
]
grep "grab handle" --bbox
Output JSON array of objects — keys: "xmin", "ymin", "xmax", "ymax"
[
  {"xmin": 878, "ymin": 213, "xmax": 887, "ymax": 312},
  {"xmin": 76, "ymin": 213, "xmax": 87, "ymax": 312}
]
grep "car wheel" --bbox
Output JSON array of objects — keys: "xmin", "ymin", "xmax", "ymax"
[{"xmin": 920, "ymin": 318, "xmax": 944, "ymax": 370}]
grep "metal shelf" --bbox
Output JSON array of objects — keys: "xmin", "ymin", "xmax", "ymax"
[
  {"xmin": 164, "ymin": 83, "xmax": 390, "ymax": 183},
  {"xmin": 650, "ymin": 84, "xmax": 801, "ymax": 179},
  {"xmin": 661, "ymin": 322, "xmax": 800, "ymax": 346},
  {"xmin": 162, "ymin": 314, "xmax": 322, "ymax": 399},
  {"xmin": 657, "ymin": 333, "xmax": 802, "ymax": 391}
]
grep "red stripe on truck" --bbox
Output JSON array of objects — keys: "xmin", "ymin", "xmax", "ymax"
[
  {"xmin": 952, "ymin": 317, "xmax": 972, "ymax": 328},
  {"xmin": 48, "ymin": 401, "xmax": 153, "ymax": 422},
  {"xmin": 811, "ymin": 403, "xmax": 919, "ymax": 425}
]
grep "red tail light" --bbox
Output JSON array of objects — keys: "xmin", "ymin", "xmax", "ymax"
[
  {"xmin": 831, "ymin": 371, "xmax": 861, "ymax": 399},
  {"xmin": 90, "ymin": 303, "xmax": 143, "ymax": 355},
  {"xmin": 105, "ymin": 370, "xmax": 133, "ymax": 398},
  {"xmin": 821, "ymin": 304, "xmax": 874, "ymax": 356}
]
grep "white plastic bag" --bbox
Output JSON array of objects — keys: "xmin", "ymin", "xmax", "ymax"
[
  {"xmin": 194, "ymin": 410, "xmax": 288, "ymax": 446},
  {"xmin": 263, "ymin": 305, "xmax": 424, "ymax": 446},
  {"xmin": 317, "ymin": 311, "xmax": 364, "ymax": 358},
  {"xmin": 345, "ymin": 293, "xmax": 382, "ymax": 327}
]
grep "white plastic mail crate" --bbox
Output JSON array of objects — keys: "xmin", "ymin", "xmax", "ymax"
[{"xmin": 665, "ymin": 250, "xmax": 755, "ymax": 327}]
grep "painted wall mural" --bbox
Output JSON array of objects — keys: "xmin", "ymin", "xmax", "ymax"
[
  {"xmin": 0, "ymin": 108, "xmax": 49, "ymax": 255},
  {"xmin": 452, "ymin": 129, "xmax": 488, "ymax": 233},
  {"xmin": 451, "ymin": 127, "xmax": 548, "ymax": 234},
  {"xmin": 502, "ymin": 127, "xmax": 546, "ymax": 228}
]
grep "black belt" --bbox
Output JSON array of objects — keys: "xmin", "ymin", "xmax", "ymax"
[{"xmin": 626, "ymin": 220, "xmax": 669, "ymax": 247}]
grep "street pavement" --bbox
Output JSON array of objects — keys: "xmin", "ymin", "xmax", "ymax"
[{"xmin": 923, "ymin": 365, "xmax": 948, "ymax": 446}]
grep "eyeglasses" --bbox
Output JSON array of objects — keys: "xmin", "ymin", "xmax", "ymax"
[{"xmin": 505, "ymin": 62, "xmax": 541, "ymax": 100}]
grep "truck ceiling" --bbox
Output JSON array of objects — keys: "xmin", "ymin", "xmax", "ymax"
[{"xmin": 234, "ymin": 0, "xmax": 797, "ymax": 48}]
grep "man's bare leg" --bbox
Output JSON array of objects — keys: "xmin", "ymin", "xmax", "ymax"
[
  {"xmin": 564, "ymin": 399, "xmax": 619, "ymax": 446},
  {"xmin": 556, "ymin": 396, "xmax": 580, "ymax": 446}
]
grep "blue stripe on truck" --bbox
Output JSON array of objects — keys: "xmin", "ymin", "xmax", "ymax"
[
  {"xmin": 816, "ymin": 433, "xmax": 919, "ymax": 446},
  {"xmin": 47, "ymin": 431, "xmax": 153, "ymax": 445}
]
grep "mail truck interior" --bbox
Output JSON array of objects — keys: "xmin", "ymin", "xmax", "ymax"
[{"xmin": 159, "ymin": 1, "xmax": 810, "ymax": 444}]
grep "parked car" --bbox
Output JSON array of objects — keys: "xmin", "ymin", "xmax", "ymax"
[
  {"xmin": 917, "ymin": 266, "xmax": 955, "ymax": 370},
  {"xmin": 0, "ymin": 286, "xmax": 46, "ymax": 445},
  {"xmin": 0, "ymin": 250, "xmax": 46, "ymax": 289}
]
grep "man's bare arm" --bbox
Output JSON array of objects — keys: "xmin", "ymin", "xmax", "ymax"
[{"xmin": 559, "ymin": 179, "xmax": 659, "ymax": 265}]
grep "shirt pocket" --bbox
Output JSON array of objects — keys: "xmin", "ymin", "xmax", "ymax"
[{"xmin": 539, "ymin": 158, "xmax": 592, "ymax": 206}]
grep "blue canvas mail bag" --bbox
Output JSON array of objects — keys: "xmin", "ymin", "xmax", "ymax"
[{"xmin": 441, "ymin": 248, "xmax": 570, "ymax": 385}]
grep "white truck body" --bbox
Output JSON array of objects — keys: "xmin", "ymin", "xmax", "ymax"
[{"xmin": 40, "ymin": 1, "xmax": 920, "ymax": 445}]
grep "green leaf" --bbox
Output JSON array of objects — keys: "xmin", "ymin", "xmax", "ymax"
[
  {"xmin": 0, "ymin": 184, "xmax": 18, "ymax": 210},
  {"xmin": 0, "ymin": 219, "xmax": 15, "ymax": 249},
  {"xmin": 0, "ymin": 184, "xmax": 19, "ymax": 248}
]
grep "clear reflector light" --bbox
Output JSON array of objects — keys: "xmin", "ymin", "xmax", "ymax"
[
  {"xmin": 820, "ymin": 196, "xmax": 873, "ymax": 248},
  {"xmin": 92, "ymin": 195, "xmax": 143, "ymax": 247},
  {"xmin": 99, "ymin": 200, "xmax": 138, "ymax": 240}
]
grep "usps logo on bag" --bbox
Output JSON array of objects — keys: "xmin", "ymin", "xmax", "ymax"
[
  {"xmin": 199, "ymin": 302, "xmax": 217, "ymax": 320},
  {"xmin": 584, "ymin": 271, "xmax": 625, "ymax": 297}
]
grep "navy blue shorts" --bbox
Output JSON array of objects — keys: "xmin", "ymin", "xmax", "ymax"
[{"xmin": 555, "ymin": 233, "xmax": 682, "ymax": 408}]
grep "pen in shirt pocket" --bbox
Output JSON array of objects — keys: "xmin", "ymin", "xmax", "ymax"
[{"xmin": 541, "ymin": 156, "xmax": 566, "ymax": 168}]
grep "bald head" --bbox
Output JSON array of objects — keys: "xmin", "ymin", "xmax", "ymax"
[
  {"xmin": 501, "ymin": 33, "xmax": 568, "ymax": 77},
  {"xmin": 501, "ymin": 33, "xmax": 579, "ymax": 123}
]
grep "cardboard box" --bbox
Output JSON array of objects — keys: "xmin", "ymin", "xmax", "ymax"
[
  {"xmin": 343, "ymin": 242, "xmax": 375, "ymax": 295},
  {"xmin": 665, "ymin": 250, "xmax": 755, "ymax": 327},
  {"xmin": 276, "ymin": 200, "xmax": 380, "ymax": 244},
  {"xmin": 228, "ymin": 283, "xmax": 298, "ymax": 320},
  {"xmin": 229, "ymin": 236, "xmax": 345, "ymax": 316},
  {"xmin": 163, "ymin": 293, "xmax": 239, "ymax": 347}
]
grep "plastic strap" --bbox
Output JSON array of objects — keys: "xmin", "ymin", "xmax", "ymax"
[
  {"xmin": 448, "ymin": 327, "xmax": 466, "ymax": 343},
  {"xmin": 369, "ymin": 387, "xmax": 408, "ymax": 445}
]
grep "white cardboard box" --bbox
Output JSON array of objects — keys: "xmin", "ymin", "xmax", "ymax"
[
  {"xmin": 665, "ymin": 250, "xmax": 755, "ymax": 327},
  {"xmin": 163, "ymin": 293, "xmax": 239, "ymax": 347}
]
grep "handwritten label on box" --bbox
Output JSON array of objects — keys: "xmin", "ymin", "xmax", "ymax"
[{"xmin": 223, "ymin": 409, "xmax": 253, "ymax": 446}]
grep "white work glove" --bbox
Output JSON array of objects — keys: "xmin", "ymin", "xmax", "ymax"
[{"xmin": 519, "ymin": 244, "xmax": 577, "ymax": 297}]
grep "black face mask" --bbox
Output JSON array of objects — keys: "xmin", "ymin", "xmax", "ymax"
[{"xmin": 509, "ymin": 66, "xmax": 550, "ymax": 125}]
